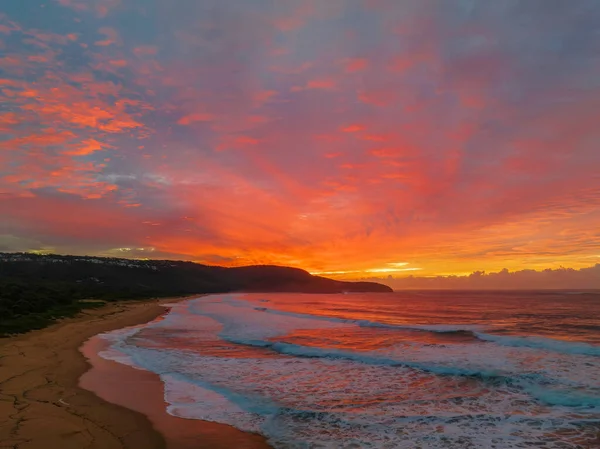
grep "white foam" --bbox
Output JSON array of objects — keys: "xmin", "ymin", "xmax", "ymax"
[
  {"xmin": 357, "ymin": 321, "xmax": 487, "ymax": 333},
  {"xmin": 475, "ymin": 332, "xmax": 600, "ymax": 356},
  {"xmin": 96, "ymin": 293, "xmax": 600, "ymax": 448},
  {"xmin": 189, "ymin": 294, "xmax": 349, "ymax": 343},
  {"xmin": 107, "ymin": 344, "xmax": 600, "ymax": 448},
  {"xmin": 223, "ymin": 295, "xmax": 600, "ymax": 359},
  {"xmin": 162, "ymin": 374, "xmax": 263, "ymax": 433},
  {"xmin": 96, "ymin": 325, "xmax": 148, "ymax": 369}
]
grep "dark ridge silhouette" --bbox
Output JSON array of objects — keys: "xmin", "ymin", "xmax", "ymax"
[{"xmin": 0, "ymin": 252, "xmax": 391, "ymax": 335}]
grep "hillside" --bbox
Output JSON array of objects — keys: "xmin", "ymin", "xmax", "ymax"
[{"xmin": 0, "ymin": 253, "xmax": 391, "ymax": 335}]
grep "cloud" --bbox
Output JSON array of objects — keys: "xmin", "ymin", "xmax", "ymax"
[
  {"xmin": 342, "ymin": 58, "xmax": 368, "ymax": 73},
  {"xmin": 94, "ymin": 27, "xmax": 120, "ymax": 46},
  {"xmin": 63, "ymin": 138, "xmax": 113, "ymax": 156},
  {"xmin": 291, "ymin": 78, "xmax": 337, "ymax": 91},
  {"xmin": 365, "ymin": 265, "xmax": 600, "ymax": 290},
  {"xmin": 56, "ymin": 0, "xmax": 120, "ymax": 17},
  {"xmin": 133, "ymin": 45, "xmax": 158, "ymax": 57},
  {"xmin": 177, "ymin": 113, "xmax": 214, "ymax": 125},
  {"xmin": 341, "ymin": 124, "xmax": 365, "ymax": 133},
  {"xmin": 1, "ymin": 0, "xmax": 599, "ymax": 276}
]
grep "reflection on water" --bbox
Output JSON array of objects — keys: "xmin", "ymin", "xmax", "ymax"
[{"xmin": 99, "ymin": 292, "xmax": 600, "ymax": 448}]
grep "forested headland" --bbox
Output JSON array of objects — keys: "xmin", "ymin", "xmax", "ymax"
[{"xmin": 0, "ymin": 253, "xmax": 391, "ymax": 335}]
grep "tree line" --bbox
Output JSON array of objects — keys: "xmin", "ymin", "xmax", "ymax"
[{"xmin": 0, "ymin": 253, "xmax": 391, "ymax": 335}]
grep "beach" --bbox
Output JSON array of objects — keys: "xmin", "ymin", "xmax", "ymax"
[
  {"xmin": 0, "ymin": 298, "xmax": 270, "ymax": 449},
  {"xmin": 3, "ymin": 292, "xmax": 599, "ymax": 448}
]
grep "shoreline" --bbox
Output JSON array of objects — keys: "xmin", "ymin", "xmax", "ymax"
[{"xmin": 0, "ymin": 296, "xmax": 270, "ymax": 449}]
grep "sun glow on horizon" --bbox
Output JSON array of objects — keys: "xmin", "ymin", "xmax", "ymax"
[
  {"xmin": 310, "ymin": 267, "xmax": 423, "ymax": 276},
  {"xmin": 1, "ymin": 1, "xmax": 599, "ymax": 281}
]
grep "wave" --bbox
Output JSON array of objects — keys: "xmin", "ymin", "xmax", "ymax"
[
  {"xmin": 237, "ymin": 302, "xmax": 600, "ymax": 356},
  {"xmin": 474, "ymin": 333, "xmax": 600, "ymax": 357},
  {"xmin": 521, "ymin": 384, "xmax": 600, "ymax": 408},
  {"xmin": 220, "ymin": 336, "xmax": 600, "ymax": 408},
  {"xmin": 355, "ymin": 321, "xmax": 485, "ymax": 334},
  {"xmin": 93, "ymin": 294, "xmax": 600, "ymax": 449},
  {"xmin": 236, "ymin": 301, "xmax": 486, "ymax": 334},
  {"xmin": 220, "ymin": 335, "xmax": 502, "ymax": 377},
  {"xmin": 162, "ymin": 372, "xmax": 600, "ymax": 449}
]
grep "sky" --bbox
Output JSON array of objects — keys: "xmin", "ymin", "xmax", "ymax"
[
  {"xmin": 1, "ymin": 0, "xmax": 600, "ymax": 282},
  {"xmin": 365, "ymin": 265, "xmax": 600, "ymax": 290}
]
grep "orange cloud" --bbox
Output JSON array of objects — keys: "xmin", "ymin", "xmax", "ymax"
[
  {"xmin": 0, "ymin": 112, "xmax": 20, "ymax": 132},
  {"xmin": 361, "ymin": 133, "xmax": 390, "ymax": 142},
  {"xmin": 369, "ymin": 147, "xmax": 398, "ymax": 158},
  {"xmin": 63, "ymin": 138, "xmax": 112, "ymax": 156},
  {"xmin": 2, "ymin": 128, "xmax": 77, "ymax": 150}
]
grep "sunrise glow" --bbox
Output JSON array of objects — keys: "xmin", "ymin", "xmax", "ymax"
[{"xmin": 1, "ymin": 1, "xmax": 599, "ymax": 281}]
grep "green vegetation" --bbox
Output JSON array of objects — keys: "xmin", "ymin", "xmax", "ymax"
[
  {"xmin": 0, "ymin": 276, "xmax": 176, "ymax": 335},
  {"xmin": 0, "ymin": 252, "xmax": 392, "ymax": 336}
]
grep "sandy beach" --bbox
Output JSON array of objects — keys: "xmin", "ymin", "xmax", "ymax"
[{"xmin": 0, "ymin": 298, "xmax": 271, "ymax": 449}]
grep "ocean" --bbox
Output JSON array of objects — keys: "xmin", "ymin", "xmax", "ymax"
[{"xmin": 98, "ymin": 291, "xmax": 600, "ymax": 448}]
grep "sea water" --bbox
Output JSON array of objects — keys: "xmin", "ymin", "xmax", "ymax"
[{"xmin": 98, "ymin": 291, "xmax": 600, "ymax": 448}]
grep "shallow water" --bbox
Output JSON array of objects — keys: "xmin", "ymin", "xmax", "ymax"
[{"xmin": 99, "ymin": 291, "xmax": 600, "ymax": 448}]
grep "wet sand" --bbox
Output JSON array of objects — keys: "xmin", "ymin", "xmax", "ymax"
[{"xmin": 0, "ymin": 298, "xmax": 271, "ymax": 449}]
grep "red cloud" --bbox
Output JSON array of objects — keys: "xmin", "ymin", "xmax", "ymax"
[
  {"xmin": 341, "ymin": 124, "xmax": 365, "ymax": 133},
  {"xmin": 235, "ymin": 136, "xmax": 260, "ymax": 145},
  {"xmin": 177, "ymin": 113, "xmax": 214, "ymax": 125},
  {"xmin": 342, "ymin": 58, "xmax": 368, "ymax": 72},
  {"xmin": 252, "ymin": 90, "xmax": 277, "ymax": 105},
  {"xmin": 358, "ymin": 88, "xmax": 397, "ymax": 107},
  {"xmin": 306, "ymin": 78, "xmax": 336, "ymax": 89},
  {"xmin": 292, "ymin": 78, "xmax": 336, "ymax": 92}
]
